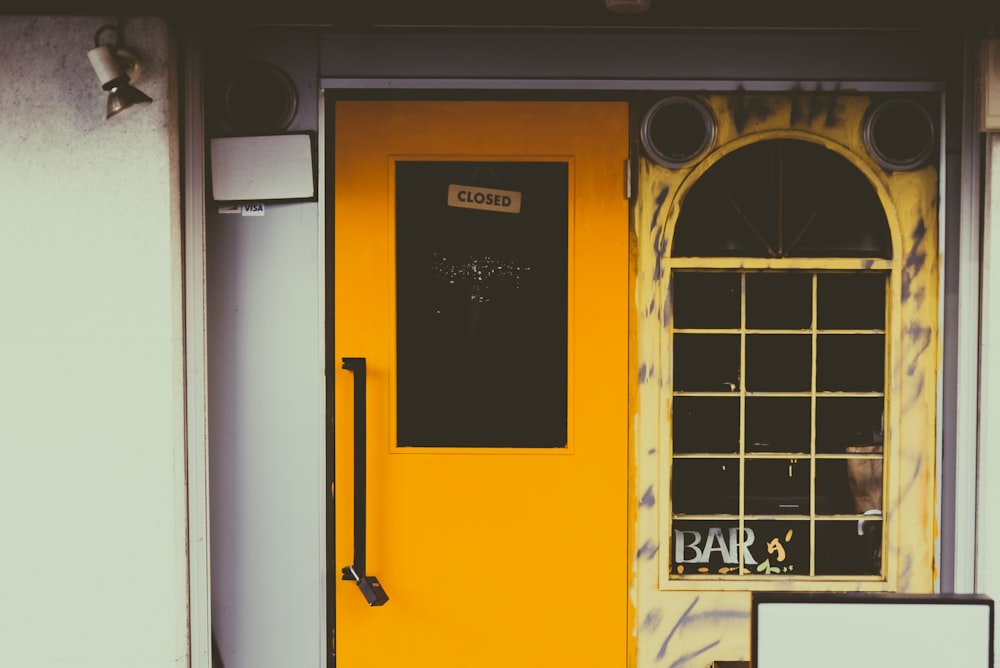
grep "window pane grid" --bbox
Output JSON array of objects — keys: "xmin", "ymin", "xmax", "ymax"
[
  {"xmin": 670, "ymin": 269, "xmax": 887, "ymax": 578},
  {"xmin": 809, "ymin": 273, "xmax": 817, "ymax": 576},
  {"xmin": 738, "ymin": 273, "xmax": 747, "ymax": 572}
]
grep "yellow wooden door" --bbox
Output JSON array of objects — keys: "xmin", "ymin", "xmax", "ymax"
[{"xmin": 333, "ymin": 101, "xmax": 628, "ymax": 667}]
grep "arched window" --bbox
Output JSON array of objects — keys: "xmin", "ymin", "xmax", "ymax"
[
  {"xmin": 672, "ymin": 140, "xmax": 891, "ymax": 258},
  {"xmin": 667, "ymin": 139, "xmax": 892, "ymax": 579}
]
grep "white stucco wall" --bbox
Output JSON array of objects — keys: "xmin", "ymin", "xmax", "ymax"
[
  {"xmin": 0, "ymin": 16, "xmax": 188, "ymax": 667},
  {"xmin": 980, "ymin": 133, "xmax": 1000, "ymax": 644},
  {"xmin": 203, "ymin": 30, "xmax": 326, "ymax": 667}
]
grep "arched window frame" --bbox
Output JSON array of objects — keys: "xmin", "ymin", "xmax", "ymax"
[{"xmin": 633, "ymin": 95, "xmax": 940, "ymax": 595}]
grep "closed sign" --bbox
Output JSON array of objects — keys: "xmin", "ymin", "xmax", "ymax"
[{"xmin": 447, "ymin": 184, "xmax": 522, "ymax": 214}]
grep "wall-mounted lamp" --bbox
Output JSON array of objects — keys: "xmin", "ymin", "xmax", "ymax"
[{"xmin": 86, "ymin": 24, "xmax": 152, "ymax": 119}]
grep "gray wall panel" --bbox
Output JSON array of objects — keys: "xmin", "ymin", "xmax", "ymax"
[{"xmin": 320, "ymin": 32, "xmax": 951, "ymax": 84}]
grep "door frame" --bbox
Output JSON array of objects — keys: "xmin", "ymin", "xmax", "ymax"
[
  {"xmin": 189, "ymin": 29, "xmax": 980, "ymax": 667},
  {"xmin": 326, "ymin": 98, "xmax": 630, "ymax": 666},
  {"xmin": 318, "ymin": 75, "xmax": 963, "ymax": 631}
]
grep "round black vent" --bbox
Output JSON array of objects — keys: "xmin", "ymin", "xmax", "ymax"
[
  {"xmin": 222, "ymin": 63, "xmax": 298, "ymax": 134},
  {"xmin": 641, "ymin": 97, "xmax": 716, "ymax": 169},
  {"xmin": 862, "ymin": 99, "xmax": 935, "ymax": 171}
]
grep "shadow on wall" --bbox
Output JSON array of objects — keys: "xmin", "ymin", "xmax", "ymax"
[{"xmin": 212, "ymin": 631, "xmax": 225, "ymax": 668}]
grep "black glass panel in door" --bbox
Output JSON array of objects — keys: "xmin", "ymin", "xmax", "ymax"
[{"xmin": 395, "ymin": 161, "xmax": 568, "ymax": 447}]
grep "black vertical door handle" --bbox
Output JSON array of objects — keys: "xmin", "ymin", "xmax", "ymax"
[{"xmin": 341, "ymin": 357, "xmax": 389, "ymax": 606}]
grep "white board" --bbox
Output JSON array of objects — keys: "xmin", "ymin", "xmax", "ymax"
[
  {"xmin": 210, "ymin": 133, "xmax": 315, "ymax": 202},
  {"xmin": 753, "ymin": 593, "xmax": 993, "ymax": 668}
]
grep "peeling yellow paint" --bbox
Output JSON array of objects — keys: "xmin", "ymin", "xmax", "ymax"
[
  {"xmin": 629, "ymin": 176, "xmax": 641, "ymax": 668},
  {"xmin": 631, "ymin": 93, "xmax": 939, "ymax": 666}
]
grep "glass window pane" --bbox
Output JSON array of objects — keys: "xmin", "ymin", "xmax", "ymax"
[
  {"xmin": 815, "ymin": 519, "xmax": 883, "ymax": 575},
  {"xmin": 844, "ymin": 446, "xmax": 884, "ymax": 515},
  {"xmin": 783, "ymin": 141, "xmax": 892, "ymax": 259},
  {"xmin": 745, "ymin": 334, "xmax": 811, "ymax": 391},
  {"xmin": 815, "ymin": 457, "xmax": 883, "ymax": 516},
  {"xmin": 793, "ymin": 171, "xmax": 892, "ymax": 259},
  {"xmin": 671, "ymin": 458, "xmax": 739, "ymax": 515},
  {"xmin": 816, "ymin": 334, "xmax": 885, "ymax": 392},
  {"xmin": 744, "ymin": 520, "xmax": 809, "ymax": 576},
  {"xmin": 668, "ymin": 137, "xmax": 897, "ymax": 582},
  {"xmin": 671, "ymin": 519, "xmax": 743, "ymax": 575},
  {"xmin": 817, "ymin": 273, "xmax": 886, "ymax": 329},
  {"xmin": 814, "ymin": 459, "xmax": 853, "ymax": 515},
  {"xmin": 672, "ymin": 139, "xmax": 891, "ymax": 259},
  {"xmin": 673, "ymin": 334, "xmax": 740, "ymax": 392},
  {"xmin": 745, "ymin": 397, "xmax": 811, "ymax": 453},
  {"xmin": 672, "ymin": 396, "xmax": 739, "ymax": 454},
  {"xmin": 745, "ymin": 458, "xmax": 810, "ymax": 515},
  {"xmin": 816, "ymin": 397, "xmax": 884, "ymax": 453},
  {"xmin": 746, "ymin": 273, "xmax": 812, "ymax": 329},
  {"xmin": 673, "ymin": 272, "xmax": 740, "ymax": 329},
  {"xmin": 671, "ymin": 177, "xmax": 770, "ymax": 258},
  {"xmin": 395, "ymin": 161, "xmax": 568, "ymax": 447}
]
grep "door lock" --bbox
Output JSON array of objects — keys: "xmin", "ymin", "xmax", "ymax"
[{"xmin": 342, "ymin": 565, "xmax": 389, "ymax": 607}]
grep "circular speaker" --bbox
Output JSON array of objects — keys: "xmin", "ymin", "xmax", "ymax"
[
  {"xmin": 862, "ymin": 98, "xmax": 935, "ymax": 171},
  {"xmin": 222, "ymin": 63, "xmax": 298, "ymax": 134},
  {"xmin": 641, "ymin": 97, "xmax": 716, "ymax": 169}
]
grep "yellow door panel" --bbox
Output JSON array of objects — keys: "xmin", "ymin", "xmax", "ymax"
[{"xmin": 334, "ymin": 101, "xmax": 628, "ymax": 667}]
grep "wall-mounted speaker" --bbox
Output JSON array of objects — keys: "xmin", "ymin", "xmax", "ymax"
[
  {"xmin": 862, "ymin": 98, "xmax": 936, "ymax": 171},
  {"xmin": 205, "ymin": 31, "xmax": 318, "ymax": 138},
  {"xmin": 641, "ymin": 96, "xmax": 716, "ymax": 169},
  {"xmin": 222, "ymin": 62, "xmax": 298, "ymax": 134}
]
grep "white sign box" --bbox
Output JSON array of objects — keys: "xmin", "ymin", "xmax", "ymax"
[
  {"xmin": 210, "ymin": 133, "xmax": 315, "ymax": 202},
  {"xmin": 753, "ymin": 593, "xmax": 994, "ymax": 668}
]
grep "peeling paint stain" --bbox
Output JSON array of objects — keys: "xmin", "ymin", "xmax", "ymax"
[
  {"xmin": 902, "ymin": 218, "xmax": 928, "ymax": 301},
  {"xmin": 727, "ymin": 88, "xmax": 773, "ymax": 134},
  {"xmin": 638, "ymin": 363, "xmax": 649, "ymax": 384},
  {"xmin": 643, "ymin": 608, "xmax": 664, "ymax": 632},
  {"xmin": 662, "ymin": 276, "xmax": 674, "ymax": 327},
  {"xmin": 655, "ymin": 597, "xmax": 700, "ymax": 661},
  {"xmin": 789, "ymin": 85, "xmax": 844, "ymax": 128},
  {"xmin": 900, "ymin": 452, "xmax": 925, "ymax": 501},
  {"xmin": 655, "ymin": 598, "xmax": 751, "ymax": 666},
  {"xmin": 902, "ymin": 251, "xmax": 927, "ymax": 301},
  {"xmin": 651, "ymin": 186, "xmax": 670, "ymax": 231},
  {"xmin": 899, "ymin": 553, "xmax": 913, "ymax": 591},
  {"xmin": 639, "ymin": 485, "xmax": 656, "ymax": 508},
  {"xmin": 637, "ymin": 539, "xmax": 659, "ymax": 561},
  {"xmin": 668, "ymin": 641, "xmax": 721, "ymax": 668},
  {"xmin": 654, "ymin": 597, "xmax": 743, "ymax": 666},
  {"xmin": 652, "ymin": 224, "xmax": 668, "ymax": 282},
  {"xmin": 912, "ymin": 216, "xmax": 927, "ymax": 245},
  {"xmin": 900, "ymin": 375, "xmax": 926, "ymax": 415},
  {"xmin": 904, "ymin": 322, "xmax": 932, "ymax": 377}
]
